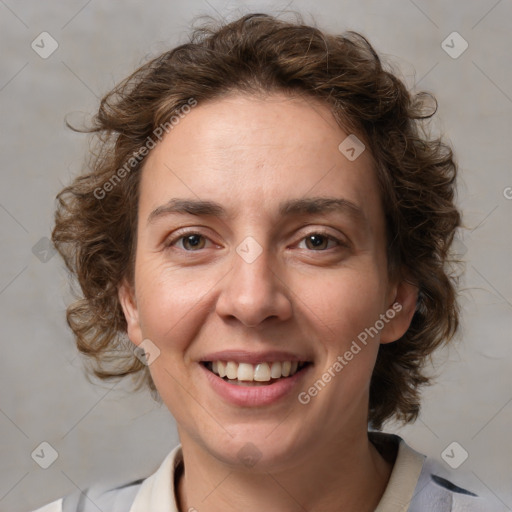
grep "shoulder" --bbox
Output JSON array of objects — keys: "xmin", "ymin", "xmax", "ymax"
[
  {"xmin": 397, "ymin": 439, "xmax": 500, "ymax": 511},
  {"xmin": 30, "ymin": 499, "xmax": 63, "ymax": 512},
  {"xmin": 410, "ymin": 457, "xmax": 473, "ymax": 510},
  {"xmin": 29, "ymin": 445, "xmax": 183, "ymax": 512},
  {"xmin": 370, "ymin": 432, "xmax": 501, "ymax": 512},
  {"xmin": 409, "ymin": 457, "xmax": 503, "ymax": 512},
  {"xmin": 29, "ymin": 478, "xmax": 144, "ymax": 512}
]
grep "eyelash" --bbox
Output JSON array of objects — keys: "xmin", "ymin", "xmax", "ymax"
[{"xmin": 164, "ymin": 229, "xmax": 346, "ymax": 252}]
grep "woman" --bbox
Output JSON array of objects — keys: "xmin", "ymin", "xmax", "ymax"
[{"xmin": 33, "ymin": 12, "xmax": 490, "ymax": 512}]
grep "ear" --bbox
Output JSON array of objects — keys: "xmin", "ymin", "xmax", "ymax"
[
  {"xmin": 118, "ymin": 277, "xmax": 143, "ymax": 346},
  {"xmin": 380, "ymin": 278, "xmax": 418, "ymax": 344}
]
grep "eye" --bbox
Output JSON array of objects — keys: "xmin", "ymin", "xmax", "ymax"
[
  {"xmin": 298, "ymin": 232, "xmax": 343, "ymax": 251},
  {"xmin": 164, "ymin": 230, "xmax": 345, "ymax": 253},
  {"xmin": 166, "ymin": 232, "xmax": 212, "ymax": 251}
]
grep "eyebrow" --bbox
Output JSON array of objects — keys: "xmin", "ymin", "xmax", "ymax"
[{"xmin": 147, "ymin": 197, "xmax": 367, "ymax": 227}]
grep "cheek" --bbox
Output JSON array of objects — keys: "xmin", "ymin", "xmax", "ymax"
[
  {"xmin": 294, "ymin": 265, "xmax": 387, "ymax": 344},
  {"xmin": 132, "ymin": 260, "xmax": 216, "ymax": 419},
  {"xmin": 134, "ymin": 258, "xmax": 219, "ymax": 355},
  {"xmin": 291, "ymin": 269, "xmax": 388, "ymax": 422},
  {"xmin": 303, "ymin": 274, "xmax": 387, "ymax": 392}
]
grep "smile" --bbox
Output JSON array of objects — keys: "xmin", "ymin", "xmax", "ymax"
[{"xmin": 202, "ymin": 360, "xmax": 310, "ymax": 386}]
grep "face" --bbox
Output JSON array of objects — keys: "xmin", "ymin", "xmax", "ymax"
[{"xmin": 119, "ymin": 93, "xmax": 416, "ymax": 470}]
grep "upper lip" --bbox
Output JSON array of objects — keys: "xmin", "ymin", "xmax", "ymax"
[{"xmin": 199, "ymin": 350, "xmax": 312, "ymax": 365}]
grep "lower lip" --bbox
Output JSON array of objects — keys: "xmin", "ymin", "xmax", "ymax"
[{"xmin": 200, "ymin": 363, "xmax": 311, "ymax": 407}]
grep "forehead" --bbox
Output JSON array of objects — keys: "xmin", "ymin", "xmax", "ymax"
[
  {"xmin": 150, "ymin": 93, "xmax": 359, "ymax": 170},
  {"xmin": 138, "ymin": 92, "xmax": 383, "ymax": 231}
]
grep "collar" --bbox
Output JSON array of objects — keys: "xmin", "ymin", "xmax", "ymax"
[
  {"xmin": 371, "ymin": 432, "xmax": 426, "ymax": 511},
  {"xmin": 129, "ymin": 433, "xmax": 425, "ymax": 512}
]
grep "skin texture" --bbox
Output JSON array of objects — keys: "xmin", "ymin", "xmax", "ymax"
[{"xmin": 119, "ymin": 93, "xmax": 418, "ymax": 512}]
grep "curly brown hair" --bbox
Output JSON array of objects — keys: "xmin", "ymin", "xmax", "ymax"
[{"xmin": 52, "ymin": 12, "xmax": 461, "ymax": 430}]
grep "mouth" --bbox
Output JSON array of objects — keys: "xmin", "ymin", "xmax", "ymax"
[{"xmin": 201, "ymin": 360, "xmax": 312, "ymax": 386}]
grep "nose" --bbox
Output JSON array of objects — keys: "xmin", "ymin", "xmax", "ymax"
[{"xmin": 215, "ymin": 243, "xmax": 293, "ymax": 328}]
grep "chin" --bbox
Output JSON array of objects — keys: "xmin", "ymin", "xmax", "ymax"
[{"xmin": 201, "ymin": 426, "xmax": 306, "ymax": 472}]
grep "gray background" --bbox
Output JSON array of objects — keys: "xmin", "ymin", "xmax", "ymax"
[{"xmin": 1, "ymin": 1, "xmax": 511, "ymax": 511}]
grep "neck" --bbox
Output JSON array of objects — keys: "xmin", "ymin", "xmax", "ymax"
[{"xmin": 176, "ymin": 431, "xmax": 393, "ymax": 512}]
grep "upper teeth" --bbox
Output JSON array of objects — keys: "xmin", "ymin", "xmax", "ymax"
[{"xmin": 210, "ymin": 361, "xmax": 302, "ymax": 381}]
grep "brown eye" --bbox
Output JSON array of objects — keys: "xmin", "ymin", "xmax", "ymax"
[
  {"xmin": 181, "ymin": 234, "xmax": 206, "ymax": 251},
  {"xmin": 164, "ymin": 229, "xmax": 219, "ymax": 253},
  {"xmin": 302, "ymin": 233, "xmax": 339, "ymax": 251}
]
